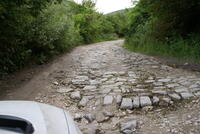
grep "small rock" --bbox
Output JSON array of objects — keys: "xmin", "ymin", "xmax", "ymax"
[
  {"xmin": 84, "ymin": 114, "xmax": 95, "ymax": 123},
  {"xmin": 163, "ymin": 97, "xmax": 172, "ymax": 103},
  {"xmin": 103, "ymin": 95, "xmax": 113, "ymax": 105},
  {"xmin": 104, "ymin": 71, "xmax": 118, "ymax": 75},
  {"xmin": 122, "ymin": 129, "xmax": 132, "ymax": 134},
  {"xmin": 142, "ymin": 106, "xmax": 153, "ymax": 112},
  {"xmin": 132, "ymin": 97, "xmax": 140, "ymax": 108},
  {"xmin": 145, "ymin": 80, "xmax": 155, "ymax": 83},
  {"xmin": 70, "ymin": 91, "xmax": 81, "ymax": 100},
  {"xmin": 120, "ymin": 120, "xmax": 137, "ymax": 133},
  {"xmin": 152, "ymin": 96, "xmax": 160, "ymax": 105},
  {"xmin": 194, "ymin": 91, "xmax": 200, "ymax": 96},
  {"xmin": 116, "ymin": 78, "xmax": 127, "ymax": 82},
  {"xmin": 72, "ymin": 76, "xmax": 89, "ymax": 85},
  {"xmin": 140, "ymin": 96, "xmax": 152, "ymax": 107},
  {"xmin": 100, "ymin": 88, "xmax": 112, "ymax": 94},
  {"xmin": 74, "ymin": 113, "xmax": 82, "ymax": 121},
  {"xmin": 103, "ymin": 111, "xmax": 114, "ymax": 117},
  {"xmin": 57, "ymin": 87, "xmax": 73, "ymax": 93},
  {"xmin": 78, "ymin": 97, "xmax": 89, "ymax": 107},
  {"xmin": 119, "ymin": 71, "xmax": 126, "ymax": 75},
  {"xmin": 120, "ymin": 98, "xmax": 133, "ymax": 110},
  {"xmin": 96, "ymin": 112, "xmax": 109, "ymax": 123},
  {"xmin": 88, "ymin": 126, "xmax": 101, "ymax": 134},
  {"xmin": 53, "ymin": 81, "xmax": 59, "ymax": 85},
  {"xmin": 116, "ymin": 95, "xmax": 122, "ymax": 104},
  {"xmin": 159, "ymin": 97, "xmax": 172, "ymax": 106},
  {"xmin": 95, "ymin": 99, "xmax": 101, "ymax": 106}
]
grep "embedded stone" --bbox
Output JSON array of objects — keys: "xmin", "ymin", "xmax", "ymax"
[
  {"xmin": 103, "ymin": 95, "xmax": 113, "ymax": 105},
  {"xmin": 140, "ymin": 96, "xmax": 152, "ymax": 107},
  {"xmin": 57, "ymin": 87, "xmax": 73, "ymax": 93},
  {"xmin": 152, "ymin": 90, "xmax": 167, "ymax": 95},
  {"xmin": 145, "ymin": 80, "xmax": 155, "ymax": 83},
  {"xmin": 104, "ymin": 72, "xmax": 118, "ymax": 75},
  {"xmin": 166, "ymin": 83, "xmax": 180, "ymax": 88},
  {"xmin": 168, "ymin": 93, "xmax": 181, "ymax": 101},
  {"xmin": 158, "ymin": 78, "xmax": 171, "ymax": 83},
  {"xmin": 70, "ymin": 91, "xmax": 81, "ymax": 100},
  {"xmin": 194, "ymin": 92, "xmax": 200, "ymax": 96},
  {"xmin": 84, "ymin": 114, "xmax": 95, "ymax": 123},
  {"xmin": 96, "ymin": 112, "xmax": 108, "ymax": 123},
  {"xmin": 152, "ymin": 96, "xmax": 160, "ymax": 105},
  {"xmin": 83, "ymin": 86, "xmax": 96, "ymax": 91},
  {"xmin": 100, "ymin": 88, "xmax": 112, "ymax": 94},
  {"xmin": 90, "ymin": 80, "xmax": 100, "ymax": 85},
  {"xmin": 174, "ymin": 88, "xmax": 189, "ymax": 93},
  {"xmin": 116, "ymin": 78, "xmax": 127, "ymax": 82},
  {"xmin": 116, "ymin": 95, "xmax": 122, "ymax": 104},
  {"xmin": 78, "ymin": 97, "xmax": 89, "ymax": 107},
  {"xmin": 120, "ymin": 98, "xmax": 133, "ymax": 110},
  {"xmin": 132, "ymin": 97, "xmax": 140, "ymax": 108},
  {"xmin": 72, "ymin": 76, "xmax": 89, "ymax": 85},
  {"xmin": 120, "ymin": 120, "xmax": 137, "ymax": 133},
  {"xmin": 159, "ymin": 97, "xmax": 172, "ymax": 106},
  {"xmin": 180, "ymin": 92, "xmax": 194, "ymax": 99}
]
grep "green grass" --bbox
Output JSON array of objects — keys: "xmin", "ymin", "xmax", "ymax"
[{"xmin": 124, "ymin": 35, "xmax": 200, "ymax": 63}]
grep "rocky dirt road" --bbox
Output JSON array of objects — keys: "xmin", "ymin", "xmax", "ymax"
[{"xmin": 0, "ymin": 40, "xmax": 200, "ymax": 134}]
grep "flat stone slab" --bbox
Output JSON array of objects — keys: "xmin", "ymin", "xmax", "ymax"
[
  {"xmin": 116, "ymin": 78, "xmax": 127, "ymax": 82},
  {"xmin": 153, "ymin": 82, "xmax": 163, "ymax": 86},
  {"xmin": 132, "ymin": 97, "xmax": 140, "ymax": 108},
  {"xmin": 140, "ymin": 96, "xmax": 152, "ymax": 107},
  {"xmin": 57, "ymin": 87, "xmax": 73, "ymax": 93},
  {"xmin": 174, "ymin": 88, "xmax": 189, "ymax": 93},
  {"xmin": 83, "ymin": 86, "xmax": 97, "ymax": 91},
  {"xmin": 158, "ymin": 78, "xmax": 171, "ymax": 83},
  {"xmin": 103, "ymin": 95, "xmax": 113, "ymax": 105},
  {"xmin": 145, "ymin": 80, "xmax": 155, "ymax": 83},
  {"xmin": 100, "ymin": 88, "xmax": 112, "ymax": 94},
  {"xmin": 166, "ymin": 83, "xmax": 180, "ymax": 88},
  {"xmin": 168, "ymin": 93, "xmax": 181, "ymax": 101},
  {"xmin": 104, "ymin": 72, "xmax": 118, "ymax": 75},
  {"xmin": 120, "ymin": 98, "xmax": 133, "ymax": 110},
  {"xmin": 180, "ymin": 92, "xmax": 194, "ymax": 99},
  {"xmin": 90, "ymin": 80, "xmax": 101, "ymax": 85},
  {"xmin": 152, "ymin": 90, "xmax": 167, "ymax": 95},
  {"xmin": 70, "ymin": 91, "xmax": 81, "ymax": 100}
]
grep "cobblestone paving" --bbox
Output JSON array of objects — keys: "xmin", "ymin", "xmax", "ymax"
[{"xmin": 29, "ymin": 40, "xmax": 200, "ymax": 134}]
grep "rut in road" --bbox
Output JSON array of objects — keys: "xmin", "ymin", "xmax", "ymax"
[{"xmin": 1, "ymin": 40, "xmax": 200, "ymax": 134}]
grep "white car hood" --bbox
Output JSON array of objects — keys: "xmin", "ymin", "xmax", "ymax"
[{"xmin": 0, "ymin": 101, "xmax": 81, "ymax": 134}]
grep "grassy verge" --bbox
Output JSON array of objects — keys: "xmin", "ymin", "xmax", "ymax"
[{"xmin": 124, "ymin": 35, "xmax": 200, "ymax": 63}]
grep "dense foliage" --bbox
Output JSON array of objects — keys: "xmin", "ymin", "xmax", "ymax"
[
  {"xmin": 106, "ymin": 9, "xmax": 130, "ymax": 37},
  {"xmin": 0, "ymin": 0, "xmax": 120, "ymax": 76},
  {"xmin": 125, "ymin": 0, "xmax": 200, "ymax": 62}
]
